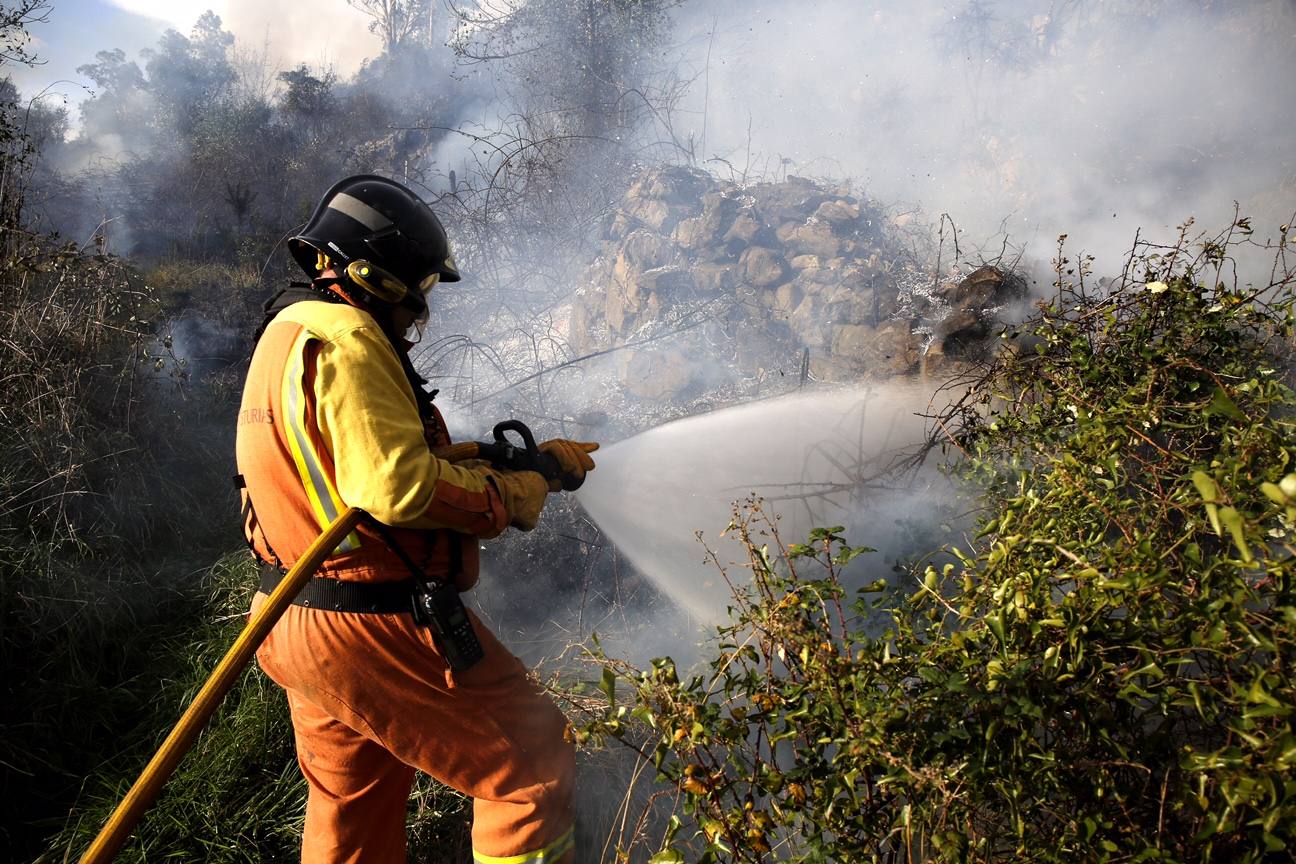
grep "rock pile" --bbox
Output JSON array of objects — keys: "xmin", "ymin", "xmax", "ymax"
[{"xmin": 570, "ymin": 167, "xmax": 1023, "ymax": 402}]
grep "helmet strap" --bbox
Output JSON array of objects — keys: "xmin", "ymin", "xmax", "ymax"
[{"xmin": 309, "ymin": 275, "xmax": 370, "ymax": 310}]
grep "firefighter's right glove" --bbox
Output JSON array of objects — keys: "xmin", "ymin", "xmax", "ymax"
[
  {"xmin": 538, "ymin": 439, "xmax": 599, "ymax": 492},
  {"xmin": 488, "ymin": 469, "xmax": 549, "ymax": 531}
]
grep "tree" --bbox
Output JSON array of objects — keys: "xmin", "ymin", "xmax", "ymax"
[
  {"xmin": 75, "ymin": 48, "xmax": 152, "ymax": 155},
  {"xmin": 450, "ymin": 0, "xmax": 678, "ymax": 141},
  {"xmin": 141, "ymin": 12, "xmax": 235, "ymax": 140},
  {"xmin": 347, "ymin": 0, "xmax": 436, "ymax": 53},
  {"xmin": 1, "ymin": 2, "xmax": 58, "ymax": 232},
  {"xmin": 0, "ymin": 0, "xmax": 49, "ymax": 69},
  {"xmin": 277, "ymin": 64, "xmax": 336, "ymax": 127}
]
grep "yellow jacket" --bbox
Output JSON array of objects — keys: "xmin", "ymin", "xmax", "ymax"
[{"xmin": 236, "ymin": 299, "xmax": 507, "ymax": 586}]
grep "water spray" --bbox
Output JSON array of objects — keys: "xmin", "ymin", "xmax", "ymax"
[{"xmin": 573, "ymin": 381, "xmax": 959, "ymax": 623}]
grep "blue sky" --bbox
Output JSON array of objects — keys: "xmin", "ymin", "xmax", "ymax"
[{"xmin": 7, "ymin": 0, "xmax": 169, "ymax": 110}]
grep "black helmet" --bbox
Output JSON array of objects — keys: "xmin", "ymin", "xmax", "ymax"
[{"xmin": 288, "ymin": 175, "xmax": 461, "ymax": 303}]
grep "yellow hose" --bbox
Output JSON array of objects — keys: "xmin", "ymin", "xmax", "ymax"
[{"xmin": 79, "ymin": 506, "xmax": 365, "ymax": 864}]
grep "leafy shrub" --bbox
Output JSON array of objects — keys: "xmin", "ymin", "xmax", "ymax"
[{"xmin": 582, "ymin": 220, "xmax": 1296, "ymax": 862}]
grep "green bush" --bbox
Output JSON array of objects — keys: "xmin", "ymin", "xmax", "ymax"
[{"xmin": 582, "ymin": 220, "xmax": 1296, "ymax": 862}]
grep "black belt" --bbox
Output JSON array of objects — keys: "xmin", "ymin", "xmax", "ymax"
[{"xmin": 259, "ymin": 567, "xmax": 418, "ymax": 614}]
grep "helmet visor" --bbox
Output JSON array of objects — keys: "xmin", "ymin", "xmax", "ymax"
[{"xmin": 403, "ymin": 271, "xmax": 439, "ymax": 345}]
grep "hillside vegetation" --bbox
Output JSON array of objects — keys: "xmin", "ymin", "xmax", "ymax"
[{"xmin": 5, "ymin": 2, "xmax": 1295, "ymax": 861}]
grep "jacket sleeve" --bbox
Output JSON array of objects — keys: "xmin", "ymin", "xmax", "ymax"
[{"xmin": 310, "ymin": 323, "xmax": 510, "ymax": 536}]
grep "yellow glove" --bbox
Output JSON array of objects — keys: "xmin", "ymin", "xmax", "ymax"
[
  {"xmin": 538, "ymin": 439, "xmax": 600, "ymax": 492},
  {"xmin": 486, "ymin": 469, "xmax": 549, "ymax": 531}
]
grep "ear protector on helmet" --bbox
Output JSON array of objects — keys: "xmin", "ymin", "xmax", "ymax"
[
  {"xmin": 341, "ymin": 259, "xmax": 439, "ymax": 314},
  {"xmin": 345, "ymin": 260, "xmax": 408, "ymax": 304}
]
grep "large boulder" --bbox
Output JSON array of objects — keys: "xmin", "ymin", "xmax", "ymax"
[
  {"xmin": 673, "ymin": 216, "xmax": 710, "ymax": 251},
  {"xmin": 813, "ymin": 198, "xmax": 861, "ymax": 225},
  {"xmin": 765, "ymin": 281, "xmax": 801, "ymax": 316},
  {"xmin": 637, "ymin": 266, "xmax": 693, "ymax": 299},
  {"xmin": 690, "ymin": 261, "xmax": 738, "ymax": 294},
  {"xmin": 820, "ymin": 284, "xmax": 876, "ymax": 326},
  {"xmin": 612, "ymin": 229, "xmax": 672, "ymax": 286},
  {"xmin": 831, "ymin": 320, "xmax": 923, "ymax": 376},
  {"xmin": 674, "ymin": 191, "xmax": 741, "ymax": 255},
  {"xmin": 723, "ymin": 205, "xmax": 766, "ymax": 251},
  {"xmin": 935, "ymin": 264, "xmax": 1023, "ymax": 310},
  {"xmin": 621, "ymin": 347, "xmax": 696, "ymax": 401},
  {"xmin": 621, "ymin": 197, "xmax": 691, "ymax": 234},
  {"xmin": 808, "ymin": 353, "xmax": 860, "ymax": 383},
  {"xmin": 607, "ymin": 264, "xmax": 694, "ymax": 335},
  {"xmin": 748, "ymin": 176, "xmax": 832, "ymax": 221},
  {"xmin": 567, "ymin": 295, "xmax": 596, "ymax": 352},
  {"xmin": 605, "ymin": 281, "xmax": 632, "ymax": 334},
  {"xmin": 630, "ymin": 166, "xmax": 712, "ymax": 205},
  {"xmin": 740, "ymin": 246, "xmax": 788, "ymax": 288},
  {"xmin": 931, "ymin": 308, "xmax": 991, "ymax": 361},
  {"xmin": 783, "ymin": 219, "xmax": 841, "ymax": 258},
  {"xmin": 789, "ymin": 253, "xmax": 823, "ymax": 272},
  {"xmin": 789, "ymin": 294, "xmax": 829, "ymax": 348}
]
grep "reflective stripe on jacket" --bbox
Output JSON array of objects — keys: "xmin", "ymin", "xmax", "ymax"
[{"xmin": 236, "ymin": 300, "xmax": 508, "ymax": 587}]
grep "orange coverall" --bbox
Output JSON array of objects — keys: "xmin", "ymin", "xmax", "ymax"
[{"xmin": 236, "ymin": 299, "xmax": 575, "ymax": 864}]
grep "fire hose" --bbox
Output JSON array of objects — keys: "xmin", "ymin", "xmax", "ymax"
[{"xmin": 80, "ymin": 420, "xmax": 580, "ymax": 863}]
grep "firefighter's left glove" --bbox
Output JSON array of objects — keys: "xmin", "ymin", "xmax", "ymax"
[
  {"xmin": 538, "ymin": 439, "xmax": 600, "ymax": 492},
  {"xmin": 488, "ymin": 469, "xmax": 550, "ymax": 531}
]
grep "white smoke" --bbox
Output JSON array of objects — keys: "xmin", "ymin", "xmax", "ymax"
[
  {"xmin": 670, "ymin": 0, "xmax": 1296, "ymax": 271},
  {"xmin": 104, "ymin": 0, "xmax": 381, "ymax": 75}
]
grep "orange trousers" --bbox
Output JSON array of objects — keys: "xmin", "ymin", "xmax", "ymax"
[{"xmin": 252, "ymin": 592, "xmax": 576, "ymax": 864}]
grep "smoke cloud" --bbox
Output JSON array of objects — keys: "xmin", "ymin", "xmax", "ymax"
[
  {"xmin": 105, "ymin": 0, "xmax": 382, "ymax": 74},
  {"xmin": 669, "ymin": 0, "xmax": 1296, "ymax": 270}
]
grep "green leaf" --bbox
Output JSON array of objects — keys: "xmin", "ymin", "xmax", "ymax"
[
  {"xmin": 1192, "ymin": 470, "xmax": 1219, "ymax": 503},
  {"xmin": 1204, "ymin": 386, "xmax": 1247, "ymax": 422},
  {"xmin": 1247, "ymin": 677, "xmax": 1282, "ymax": 708},
  {"xmin": 1218, "ymin": 506, "xmax": 1253, "ymax": 562},
  {"xmin": 1260, "ymin": 482, "xmax": 1289, "ymax": 505},
  {"xmin": 987, "ymin": 611, "xmax": 1006, "ymax": 645},
  {"xmin": 599, "ymin": 667, "xmax": 616, "ymax": 704},
  {"xmin": 1205, "ymin": 502, "xmax": 1222, "ymax": 537}
]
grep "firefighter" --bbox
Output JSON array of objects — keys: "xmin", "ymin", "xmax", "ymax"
[{"xmin": 235, "ymin": 174, "xmax": 595, "ymax": 864}]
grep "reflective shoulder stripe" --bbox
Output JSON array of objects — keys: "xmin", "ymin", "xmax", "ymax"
[
  {"xmin": 472, "ymin": 827, "xmax": 574, "ymax": 864},
  {"xmin": 280, "ymin": 328, "xmax": 362, "ymax": 553}
]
